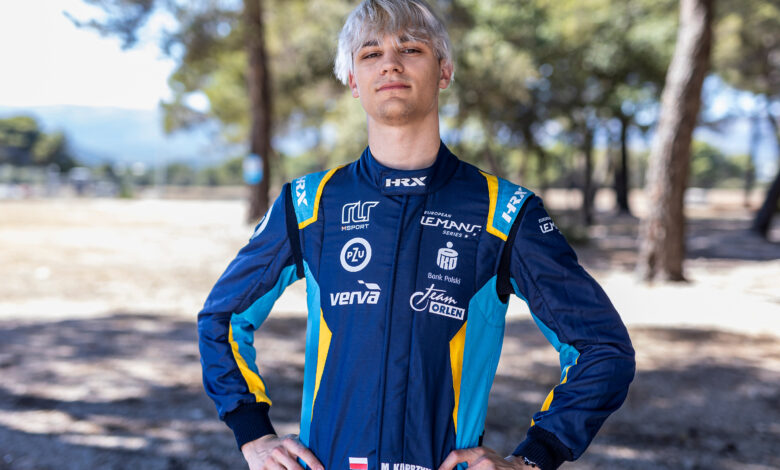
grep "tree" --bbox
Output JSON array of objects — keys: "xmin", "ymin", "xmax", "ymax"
[
  {"xmin": 636, "ymin": 0, "xmax": 714, "ymax": 282},
  {"xmin": 712, "ymin": 0, "xmax": 780, "ymax": 238},
  {"xmin": 0, "ymin": 116, "xmax": 77, "ymax": 171}
]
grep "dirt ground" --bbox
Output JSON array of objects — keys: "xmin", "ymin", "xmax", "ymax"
[{"xmin": 0, "ymin": 190, "xmax": 778, "ymax": 470}]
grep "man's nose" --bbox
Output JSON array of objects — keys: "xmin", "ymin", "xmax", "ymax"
[{"xmin": 380, "ymin": 50, "xmax": 404, "ymax": 74}]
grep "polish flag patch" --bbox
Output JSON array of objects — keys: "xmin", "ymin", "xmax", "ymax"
[{"xmin": 349, "ymin": 457, "xmax": 368, "ymax": 470}]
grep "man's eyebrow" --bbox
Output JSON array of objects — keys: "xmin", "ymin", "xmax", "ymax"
[{"xmin": 359, "ymin": 39, "xmax": 379, "ymax": 49}]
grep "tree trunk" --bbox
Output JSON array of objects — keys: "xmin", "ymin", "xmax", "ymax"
[
  {"xmin": 245, "ymin": 0, "xmax": 272, "ymax": 223},
  {"xmin": 615, "ymin": 114, "xmax": 632, "ymax": 215},
  {"xmin": 582, "ymin": 126, "xmax": 595, "ymax": 226},
  {"xmin": 636, "ymin": 0, "xmax": 713, "ymax": 282},
  {"xmin": 751, "ymin": 111, "xmax": 780, "ymax": 237}
]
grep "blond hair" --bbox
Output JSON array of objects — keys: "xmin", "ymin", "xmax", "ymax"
[{"xmin": 334, "ymin": 0, "xmax": 453, "ymax": 85}]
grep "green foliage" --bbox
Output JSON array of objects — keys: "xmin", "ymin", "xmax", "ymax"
[
  {"xmin": 714, "ymin": 0, "xmax": 780, "ymax": 97},
  {"xmin": 0, "ymin": 116, "xmax": 78, "ymax": 171},
  {"xmin": 689, "ymin": 141, "xmax": 749, "ymax": 189}
]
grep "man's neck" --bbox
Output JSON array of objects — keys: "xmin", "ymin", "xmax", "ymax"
[{"xmin": 366, "ymin": 113, "xmax": 441, "ymax": 170}]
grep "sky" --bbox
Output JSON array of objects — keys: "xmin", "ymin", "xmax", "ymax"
[
  {"xmin": 0, "ymin": 0, "xmax": 176, "ymax": 110},
  {"xmin": 0, "ymin": 0, "xmax": 776, "ymax": 178}
]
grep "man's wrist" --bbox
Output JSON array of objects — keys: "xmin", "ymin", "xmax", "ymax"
[{"xmin": 223, "ymin": 403, "xmax": 276, "ymax": 450}]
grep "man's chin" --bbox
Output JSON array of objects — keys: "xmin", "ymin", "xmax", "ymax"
[{"xmin": 376, "ymin": 103, "xmax": 414, "ymax": 126}]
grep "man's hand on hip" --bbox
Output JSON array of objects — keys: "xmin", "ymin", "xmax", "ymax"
[
  {"xmin": 438, "ymin": 447, "xmax": 528, "ymax": 470},
  {"xmin": 241, "ymin": 434, "xmax": 324, "ymax": 470}
]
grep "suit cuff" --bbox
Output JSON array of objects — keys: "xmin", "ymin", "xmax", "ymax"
[
  {"xmin": 223, "ymin": 402, "xmax": 276, "ymax": 450},
  {"xmin": 513, "ymin": 426, "xmax": 571, "ymax": 470}
]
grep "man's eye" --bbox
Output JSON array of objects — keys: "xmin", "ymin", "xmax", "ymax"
[
  {"xmin": 362, "ymin": 52, "xmax": 380, "ymax": 59},
  {"xmin": 402, "ymin": 48, "xmax": 421, "ymax": 54}
]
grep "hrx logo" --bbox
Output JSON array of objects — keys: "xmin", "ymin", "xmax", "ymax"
[
  {"xmin": 294, "ymin": 178, "xmax": 307, "ymax": 206},
  {"xmin": 385, "ymin": 176, "xmax": 427, "ymax": 187}
]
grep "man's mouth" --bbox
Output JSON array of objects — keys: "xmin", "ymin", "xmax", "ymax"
[{"xmin": 377, "ymin": 82, "xmax": 411, "ymax": 92}]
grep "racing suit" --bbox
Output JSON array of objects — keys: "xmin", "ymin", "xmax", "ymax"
[{"xmin": 198, "ymin": 142, "xmax": 635, "ymax": 470}]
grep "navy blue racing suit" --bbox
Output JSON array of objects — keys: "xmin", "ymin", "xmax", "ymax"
[{"xmin": 198, "ymin": 142, "xmax": 635, "ymax": 470}]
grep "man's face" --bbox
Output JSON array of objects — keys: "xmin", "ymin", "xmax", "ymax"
[{"xmin": 348, "ymin": 33, "xmax": 453, "ymax": 127}]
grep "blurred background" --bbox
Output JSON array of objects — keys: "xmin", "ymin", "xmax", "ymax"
[{"xmin": 0, "ymin": 0, "xmax": 778, "ymax": 469}]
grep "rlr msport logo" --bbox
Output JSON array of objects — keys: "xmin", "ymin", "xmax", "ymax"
[
  {"xmin": 330, "ymin": 280, "xmax": 381, "ymax": 306},
  {"xmin": 342, "ymin": 201, "xmax": 378, "ymax": 231},
  {"xmin": 340, "ymin": 237, "xmax": 372, "ymax": 272},
  {"xmin": 409, "ymin": 284, "xmax": 465, "ymax": 320}
]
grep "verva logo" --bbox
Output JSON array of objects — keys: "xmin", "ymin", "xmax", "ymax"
[
  {"xmin": 409, "ymin": 284, "xmax": 465, "ymax": 320},
  {"xmin": 385, "ymin": 176, "xmax": 427, "ymax": 187},
  {"xmin": 330, "ymin": 280, "xmax": 381, "ymax": 306},
  {"xmin": 340, "ymin": 237, "xmax": 372, "ymax": 272},
  {"xmin": 501, "ymin": 187, "xmax": 529, "ymax": 222},
  {"xmin": 342, "ymin": 201, "xmax": 379, "ymax": 224},
  {"xmin": 294, "ymin": 178, "xmax": 307, "ymax": 206}
]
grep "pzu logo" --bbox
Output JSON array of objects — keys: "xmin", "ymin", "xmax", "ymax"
[
  {"xmin": 385, "ymin": 176, "xmax": 427, "ymax": 187},
  {"xmin": 340, "ymin": 237, "xmax": 372, "ymax": 272},
  {"xmin": 342, "ymin": 201, "xmax": 379, "ymax": 224},
  {"xmin": 501, "ymin": 187, "xmax": 528, "ymax": 222}
]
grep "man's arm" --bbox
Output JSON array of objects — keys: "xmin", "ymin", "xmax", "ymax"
[
  {"xmin": 506, "ymin": 196, "xmax": 635, "ymax": 469},
  {"xmin": 197, "ymin": 183, "xmax": 303, "ymax": 450}
]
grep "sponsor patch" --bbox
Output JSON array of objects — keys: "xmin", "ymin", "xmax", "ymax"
[
  {"xmin": 384, "ymin": 176, "xmax": 426, "ymax": 188},
  {"xmin": 420, "ymin": 210, "xmax": 482, "ymax": 239},
  {"xmin": 538, "ymin": 216, "xmax": 558, "ymax": 234},
  {"xmin": 330, "ymin": 280, "xmax": 381, "ymax": 306},
  {"xmin": 436, "ymin": 242, "xmax": 458, "ymax": 270},
  {"xmin": 409, "ymin": 284, "xmax": 465, "ymax": 320},
  {"xmin": 427, "ymin": 272, "xmax": 461, "ymax": 285},
  {"xmin": 501, "ymin": 187, "xmax": 529, "ymax": 222},
  {"xmin": 294, "ymin": 177, "xmax": 307, "ymax": 206},
  {"xmin": 340, "ymin": 237, "xmax": 372, "ymax": 272},
  {"xmin": 342, "ymin": 201, "xmax": 378, "ymax": 231}
]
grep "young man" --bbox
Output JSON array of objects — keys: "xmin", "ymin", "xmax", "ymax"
[{"xmin": 198, "ymin": 1, "xmax": 635, "ymax": 470}]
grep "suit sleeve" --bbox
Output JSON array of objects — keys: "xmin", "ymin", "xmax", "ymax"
[
  {"xmin": 197, "ymin": 184, "xmax": 302, "ymax": 449},
  {"xmin": 509, "ymin": 196, "xmax": 635, "ymax": 469}
]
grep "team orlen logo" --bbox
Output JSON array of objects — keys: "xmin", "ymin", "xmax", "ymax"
[
  {"xmin": 340, "ymin": 237, "xmax": 372, "ymax": 272},
  {"xmin": 409, "ymin": 284, "xmax": 465, "ymax": 321},
  {"xmin": 342, "ymin": 201, "xmax": 378, "ymax": 231},
  {"xmin": 385, "ymin": 176, "xmax": 426, "ymax": 187},
  {"xmin": 330, "ymin": 280, "xmax": 381, "ymax": 306}
]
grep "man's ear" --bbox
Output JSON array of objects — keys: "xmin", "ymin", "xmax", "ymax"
[
  {"xmin": 348, "ymin": 72, "xmax": 360, "ymax": 98},
  {"xmin": 439, "ymin": 61, "xmax": 454, "ymax": 90}
]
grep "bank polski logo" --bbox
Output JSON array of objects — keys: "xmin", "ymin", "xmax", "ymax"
[
  {"xmin": 342, "ymin": 201, "xmax": 378, "ymax": 224},
  {"xmin": 409, "ymin": 283, "xmax": 465, "ymax": 320},
  {"xmin": 340, "ymin": 237, "xmax": 372, "ymax": 272},
  {"xmin": 436, "ymin": 242, "xmax": 458, "ymax": 270}
]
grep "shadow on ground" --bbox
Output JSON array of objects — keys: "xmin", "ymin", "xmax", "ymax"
[
  {"xmin": 552, "ymin": 211, "xmax": 780, "ymax": 271},
  {"xmin": 0, "ymin": 314, "xmax": 778, "ymax": 469}
]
